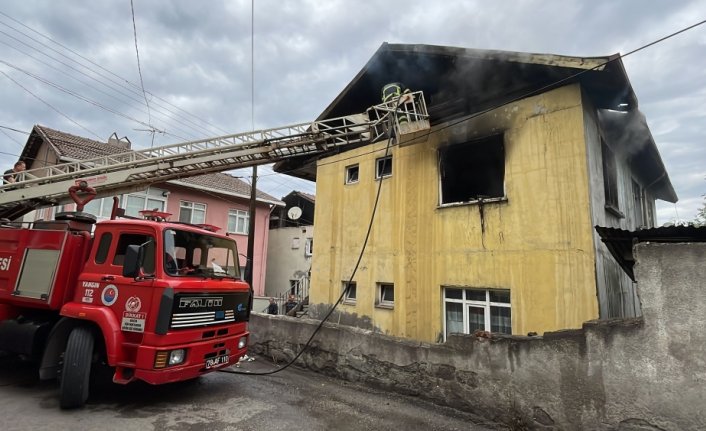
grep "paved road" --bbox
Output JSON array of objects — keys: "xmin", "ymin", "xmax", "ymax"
[{"xmin": 0, "ymin": 354, "xmax": 499, "ymax": 430}]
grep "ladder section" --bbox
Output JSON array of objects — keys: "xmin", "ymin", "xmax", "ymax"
[{"xmin": 0, "ymin": 92, "xmax": 429, "ymax": 219}]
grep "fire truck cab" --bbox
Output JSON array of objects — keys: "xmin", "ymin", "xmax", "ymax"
[{"xmin": 0, "ymin": 201, "xmax": 250, "ymax": 408}]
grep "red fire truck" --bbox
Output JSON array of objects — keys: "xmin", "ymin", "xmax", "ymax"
[
  {"xmin": 0, "ymin": 188, "xmax": 251, "ymax": 408},
  {"xmin": 0, "ymin": 91, "xmax": 428, "ymax": 408}
]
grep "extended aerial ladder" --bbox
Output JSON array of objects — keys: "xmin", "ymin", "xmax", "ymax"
[{"xmin": 0, "ymin": 92, "xmax": 429, "ymax": 220}]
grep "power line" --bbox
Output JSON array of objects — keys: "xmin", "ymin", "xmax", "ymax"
[
  {"xmin": 129, "ymin": 0, "xmax": 158, "ymax": 146},
  {"xmin": 0, "ymin": 38, "xmax": 201, "ymax": 141},
  {"xmin": 396, "ymin": 18, "xmax": 706, "ymax": 150},
  {"xmin": 0, "ymin": 60, "xmax": 191, "ymax": 142},
  {"xmin": 0, "ymin": 128, "xmax": 23, "ymax": 146},
  {"xmin": 0, "ymin": 125, "xmax": 29, "ymax": 135},
  {"xmin": 1, "ymin": 69, "xmax": 102, "ymax": 139},
  {"xmin": 0, "ymin": 24, "xmax": 203, "ymax": 140},
  {"xmin": 0, "ymin": 28, "xmax": 203, "ymax": 140},
  {"xmin": 0, "ymin": 11, "xmax": 231, "ymax": 137}
]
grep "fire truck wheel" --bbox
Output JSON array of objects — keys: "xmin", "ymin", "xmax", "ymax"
[{"xmin": 60, "ymin": 326, "xmax": 94, "ymax": 409}]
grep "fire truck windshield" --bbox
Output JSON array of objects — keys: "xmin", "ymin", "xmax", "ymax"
[{"xmin": 163, "ymin": 228, "xmax": 240, "ymax": 279}]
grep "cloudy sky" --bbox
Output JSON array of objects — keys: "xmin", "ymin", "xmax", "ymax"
[{"xmin": 0, "ymin": 1, "xmax": 704, "ymax": 223}]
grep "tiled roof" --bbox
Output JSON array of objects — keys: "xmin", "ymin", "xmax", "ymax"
[
  {"xmin": 176, "ymin": 173, "xmax": 280, "ymax": 203},
  {"xmin": 32, "ymin": 125, "xmax": 280, "ymax": 204},
  {"xmin": 34, "ymin": 125, "xmax": 128, "ymax": 159}
]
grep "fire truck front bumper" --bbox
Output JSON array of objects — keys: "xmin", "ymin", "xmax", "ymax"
[{"xmin": 124, "ymin": 332, "xmax": 249, "ymax": 385}]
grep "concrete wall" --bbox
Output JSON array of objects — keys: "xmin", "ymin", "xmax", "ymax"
[
  {"xmin": 310, "ymin": 84, "xmax": 600, "ymax": 341},
  {"xmin": 250, "ymin": 242, "xmax": 706, "ymax": 430}
]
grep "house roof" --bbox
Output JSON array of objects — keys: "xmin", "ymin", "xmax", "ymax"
[
  {"xmin": 284, "ymin": 190, "xmax": 315, "ymax": 203},
  {"xmin": 21, "ymin": 125, "xmax": 282, "ymax": 206},
  {"xmin": 273, "ymin": 43, "xmax": 676, "ymax": 203},
  {"xmin": 595, "ymin": 225, "xmax": 706, "ymax": 281},
  {"xmin": 23, "ymin": 125, "xmax": 128, "ymax": 162},
  {"xmin": 171, "ymin": 174, "xmax": 283, "ymax": 206}
]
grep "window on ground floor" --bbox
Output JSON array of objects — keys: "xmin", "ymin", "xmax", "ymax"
[
  {"xmin": 376, "ymin": 282, "xmax": 394, "ymax": 308},
  {"xmin": 443, "ymin": 287, "xmax": 511, "ymax": 340},
  {"xmin": 342, "ymin": 281, "xmax": 357, "ymax": 304}
]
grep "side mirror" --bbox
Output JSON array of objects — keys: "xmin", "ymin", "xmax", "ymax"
[{"xmin": 123, "ymin": 244, "xmax": 144, "ymax": 278}]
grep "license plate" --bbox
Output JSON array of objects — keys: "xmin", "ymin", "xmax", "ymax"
[{"xmin": 205, "ymin": 354, "xmax": 229, "ymax": 369}]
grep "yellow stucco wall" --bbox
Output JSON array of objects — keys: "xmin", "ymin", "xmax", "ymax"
[{"xmin": 311, "ymin": 84, "xmax": 598, "ymax": 342}]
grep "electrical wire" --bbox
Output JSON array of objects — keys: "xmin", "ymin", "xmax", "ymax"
[
  {"xmin": 0, "ymin": 128, "xmax": 23, "ymax": 146},
  {"xmin": 394, "ymin": 17, "xmax": 706, "ymax": 150},
  {"xmin": 0, "ymin": 12, "xmax": 231, "ymax": 137},
  {"xmin": 0, "ymin": 28, "xmax": 203, "ymax": 140},
  {"xmin": 0, "ymin": 60, "xmax": 192, "ymax": 142},
  {"xmin": 220, "ymin": 100, "xmax": 401, "ymax": 377},
  {"xmin": 1, "ymin": 69, "xmax": 102, "ymax": 139},
  {"xmin": 0, "ymin": 125, "xmax": 29, "ymax": 135},
  {"xmin": 130, "ymin": 0, "xmax": 157, "ymax": 146},
  {"xmin": 0, "ymin": 39, "xmax": 201, "ymax": 141}
]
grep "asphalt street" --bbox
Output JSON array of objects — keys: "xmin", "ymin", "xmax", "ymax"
[{"xmin": 0, "ymin": 354, "xmax": 499, "ymax": 430}]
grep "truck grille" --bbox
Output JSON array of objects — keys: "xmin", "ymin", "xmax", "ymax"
[
  {"xmin": 171, "ymin": 310, "xmax": 236, "ymax": 328},
  {"xmin": 157, "ymin": 291, "xmax": 250, "ymax": 333}
]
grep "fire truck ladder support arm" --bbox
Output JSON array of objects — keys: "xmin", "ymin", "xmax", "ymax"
[{"xmin": 0, "ymin": 92, "xmax": 429, "ymax": 220}]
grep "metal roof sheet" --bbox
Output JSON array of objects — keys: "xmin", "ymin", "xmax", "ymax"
[{"xmin": 595, "ymin": 225, "xmax": 706, "ymax": 281}]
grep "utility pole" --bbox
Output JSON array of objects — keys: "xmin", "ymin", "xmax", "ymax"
[{"xmin": 245, "ymin": 166, "xmax": 257, "ymax": 291}]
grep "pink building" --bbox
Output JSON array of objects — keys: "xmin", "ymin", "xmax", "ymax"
[{"xmin": 21, "ymin": 125, "xmax": 283, "ymax": 295}]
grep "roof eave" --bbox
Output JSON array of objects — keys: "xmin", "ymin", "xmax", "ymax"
[{"xmin": 167, "ymin": 179, "xmax": 285, "ymax": 206}]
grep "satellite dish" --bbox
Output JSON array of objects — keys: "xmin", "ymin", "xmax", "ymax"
[{"xmin": 287, "ymin": 206, "xmax": 302, "ymax": 220}]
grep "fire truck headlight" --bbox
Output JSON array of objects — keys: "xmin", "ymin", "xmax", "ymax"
[
  {"xmin": 168, "ymin": 349, "xmax": 186, "ymax": 365},
  {"xmin": 238, "ymin": 336, "xmax": 247, "ymax": 350}
]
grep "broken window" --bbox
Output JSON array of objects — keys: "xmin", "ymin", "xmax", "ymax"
[
  {"xmin": 375, "ymin": 156, "xmax": 392, "ymax": 179},
  {"xmin": 345, "ymin": 164, "xmax": 359, "ymax": 184},
  {"xmin": 443, "ymin": 287, "xmax": 511, "ymax": 340},
  {"xmin": 602, "ymin": 140, "xmax": 620, "ymax": 212},
  {"xmin": 438, "ymin": 134, "xmax": 505, "ymax": 205}
]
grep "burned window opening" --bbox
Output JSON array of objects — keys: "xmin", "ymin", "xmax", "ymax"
[{"xmin": 439, "ymin": 134, "xmax": 505, "ymax": 205}]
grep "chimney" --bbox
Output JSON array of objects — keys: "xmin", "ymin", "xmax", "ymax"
[{"xmin": 108, "ymin": 132, "xmax": 131, "ymax": 149}]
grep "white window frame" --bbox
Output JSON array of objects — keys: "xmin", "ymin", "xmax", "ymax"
[
  {"xmin": 304, "ymin": 238, "xmax": 313, "ymax": 257},
  {"xmin": 376, "ymin": 282, "xmax": 394, "ymax": 309},
  {"xmin": 82, "ymin": 197, "xmax": 115, "ymax": 220},
  {"xmin": 345, "ymin": 164, "xmax": 360, "ymax": 184},
  {"xmin": 375, "ymin": 155, "xmax": 393, "ymax": 179},
  {"xmin": 342, "ymin": 281, "xmax": 357, "ymax": 304},
  {"xmin": 442, "ymin": 287, "xmax": 511, "ymax": 341},
  {"xmin": 228, "ymin": 209, "xmax": 249, "ymax": 235},
  {"xmin": 123, "ymin": 187, "xmax": 168, "ymax": 218},
  {"xmin": 179, "ymin": 201, "xmax": 207, "ymax": 224}
]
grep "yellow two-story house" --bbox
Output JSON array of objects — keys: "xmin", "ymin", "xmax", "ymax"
[{"xmin": 275, "ymin": 43, "xmax": 677, "ymax": 343}]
